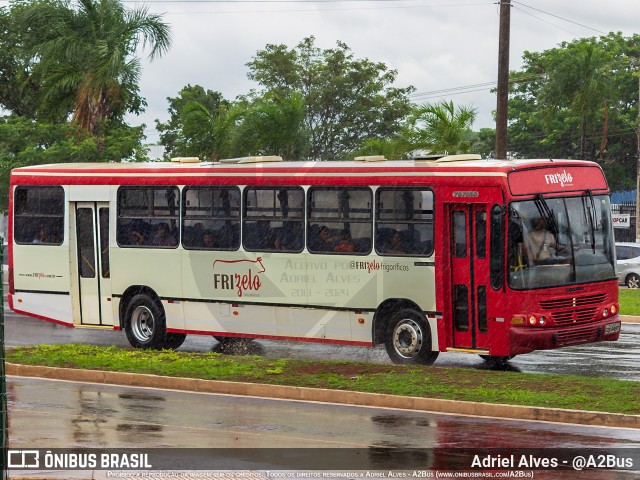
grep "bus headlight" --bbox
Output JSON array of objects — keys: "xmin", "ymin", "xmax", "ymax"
[
  {"xmin": 602, "ymin": 308, "xmax": 609, "ymax": 318},
  {"xmin": 611, "ymin": 304, "xmax": 618, "ymax": 315},
  {"xmin": 528, "ymin": 315, "xmax": 537, "ymax": 326},
  {"xmin": 538, "ymin": 316, "xmax": 546, "ymax": 326}
]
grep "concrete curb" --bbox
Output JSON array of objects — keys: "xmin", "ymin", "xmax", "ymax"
[
  {"xmin": 621, "ymin": 315, "xmax": 640, "ymax": 323},
  {"xmin": 7, "ymin": 363, "xmax": 640, "ymax": 430}
]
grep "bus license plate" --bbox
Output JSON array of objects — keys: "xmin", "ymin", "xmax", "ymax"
[{"xmin": 605, "ymin": 322, "xmax": 621, "ymax": 335}]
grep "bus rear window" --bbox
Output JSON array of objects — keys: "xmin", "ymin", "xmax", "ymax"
[{"xmin": 14, "ymin": 186, "xmax": 64, "ymax": 245}]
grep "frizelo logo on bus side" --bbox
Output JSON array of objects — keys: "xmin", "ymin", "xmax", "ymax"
[{"xmin": 212, "ymin": 257, "xmax": 265, "ymax": 298}]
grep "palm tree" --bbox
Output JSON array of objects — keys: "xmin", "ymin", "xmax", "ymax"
[
  {"xmin": 404, "ymin": 101, "xmax": 477, "ymax": 155},
  {"xmin": 18, "ymin": 0, "xmax": 171, "ymax": 135}
]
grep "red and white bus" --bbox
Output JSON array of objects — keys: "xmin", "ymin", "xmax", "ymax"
[{"xmin": 7, "ymin": 154, "xmax": 621, "ymax": 364}]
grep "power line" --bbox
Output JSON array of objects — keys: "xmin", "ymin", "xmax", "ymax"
[
  {"xmin": 513, "ymin": 1, "xmax": 608, "ymax": 35},
  {"xmin": 511, "ymin": 5, "xmax": 580, "ymax": 36}
]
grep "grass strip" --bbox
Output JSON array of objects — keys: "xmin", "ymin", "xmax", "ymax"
[
  {"xmin": 619, "ymin": 288, "xmax": 640, "ymax": 316},
  {"xmin": 8, "ymin": 344, "xmax": 640, "ymax": 415}
]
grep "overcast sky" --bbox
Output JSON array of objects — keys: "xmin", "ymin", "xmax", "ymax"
[{"xmin": 121, "ymin": 0, "xmax": 639, "ymax": 145}]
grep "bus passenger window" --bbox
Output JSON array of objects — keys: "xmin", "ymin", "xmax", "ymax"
[
  {"xmin": 117, "ymin": 187, "xmax": 179, "ymax": 249},
  {"xmin": 182, "ymin": 187, "xmax": 241, "ymax": 251},
  {"xmin": 243, "ymin": 187, "xmax": 304, "ymax": 253},
  {"xmin": 375, "ymin": 188, "xmax": 434, "ymax": 257},
  {"xmin": 14, "ymin": 186, "xmax": 65, "ymax": 245},
  {"xmin": 307, "ymin": 187, "xmax": 372, "ymax": 255}
]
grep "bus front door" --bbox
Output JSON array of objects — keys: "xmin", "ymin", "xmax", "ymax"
[
  {"xmin": 71, "ymin": 202, "xmax": 112, "ymax": 326},
  {"xmin": 449, "ymin": 204, "xmax": 491, "ymax": 351}
]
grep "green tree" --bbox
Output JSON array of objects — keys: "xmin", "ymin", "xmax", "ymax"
[
  {"xmin": 404, "ymin": 101, "xmax": 477, "ymax": 155},
  {"xmin": 507, "ymin": 33, "xmax": 640, "ymax": 190},
  {"xmin": 15, "ymin": 0, "xmax": 171, "ymax": 134},
  {"xmin": 230, "ymin": 92, "xmax": 308, "ymax": 160},
  {"xmin": 247, "ymin": 36, "xmax": 414, "ymax": 160},
  {"xmin": 156, "ymin": 85, "xmax": 233, "ymax": 161},
  {"xmin": 0, "ymin": 116, "xmax": 146, "ymax": 212},
  {"xmin": 0, "ymin": 6, "xmax": 41, "ymax": 118},
  {"xmin": 539, "ymin": 39, "xmax": 613, "ymax": 159}
]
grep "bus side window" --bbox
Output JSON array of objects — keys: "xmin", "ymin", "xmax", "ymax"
[
  {"xmin": 243, "ymin": 187, "xmax": 304, "ymax": 253},
  {"xmin": 182, "ymin": 186, "xmax": 241, "ymax": 251},
  {"xmin": 116, "ymin": 186, "xmax": 179, "ymax": 249},
  {"xmin": 307, "ymin": 187, "xmax": 372, "ymax": 255},
  {"xmin": 375, "ymin": 188, "xmax": 434, "ymax": 257},
  {"xmin": 14, "ymin": 186, "xmax": 65, "ymax": 245}
]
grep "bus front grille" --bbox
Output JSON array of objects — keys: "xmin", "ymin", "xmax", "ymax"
[
  {"xmin": 555, "ymin": 325, "xmax": 599, "ymax": 347},
  {"xmin": 540, "ymin": 294, "xmax": 606, "ymax": 327},
  {"xmin": 539, "ymin": 293, "xmax": 606, "ymax": 310}
]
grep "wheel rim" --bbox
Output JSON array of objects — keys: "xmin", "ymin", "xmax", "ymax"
[
  {"xmin": 629, "ymin": 275, "xmax": 640, "ymax": 288},
  {"xmin": 131, "ymin": 305, "xmax": 155, "ymax": 342},
  {"xmin": 392, "ymin": 318, "xmax": 423, "ymax": 359}
]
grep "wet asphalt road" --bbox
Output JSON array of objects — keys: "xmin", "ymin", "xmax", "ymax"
[
  {"xmin": 4, "ymin": 308, "xmax": 640, "ymax": 380},
  {"xmin": 7, "ymin": 376, "xmax": 640, "ymax": 478},
  {"xmin": 6, "ymin": 308, "xmax": 640, "ymax": 479}
]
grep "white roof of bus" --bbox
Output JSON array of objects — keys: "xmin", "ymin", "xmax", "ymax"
[{"xmin": 14, "ymin": 158, "xmax": 592, "ymax": 171}]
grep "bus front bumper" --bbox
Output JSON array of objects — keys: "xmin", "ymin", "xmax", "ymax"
[{"xmin": 509, "ymin": 317, "xmax": 621, "ymax": 355}]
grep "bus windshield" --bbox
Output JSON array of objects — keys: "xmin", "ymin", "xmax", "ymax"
[{"xmin": 508, "ymin": 194, "xmax": 616, "ymax": 289}]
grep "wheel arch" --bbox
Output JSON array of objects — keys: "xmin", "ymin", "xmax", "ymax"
[
  {"xmin": 372, "ymin": 298, "xmax": 424, "ymax": 346},
  {"xmin": 118, "ymin": 285, "xmax": 163, "ymax": 329}
]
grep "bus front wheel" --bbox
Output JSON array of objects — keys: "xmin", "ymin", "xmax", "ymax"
[
  {"xmin": 385, "ymin": 309, "xmax": 439, "ymax": 365},
  {"xmin": 124, "ymin": 294, "xmax": 167, "ymax": 349}
]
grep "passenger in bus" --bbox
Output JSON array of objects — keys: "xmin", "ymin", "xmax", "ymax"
[
  {"xmin": 202, "ymin": 230, "xmax": 217, "ymax": 249},
  {"xmin": 281, "ymin": 222, "xmax": 303, "ymax": 251},
  {"xmin": 266, "ymin": 231, "xmax": 283, "ymax": 250},
  {"xmin": 32, "ymin": 225, "xmax": 48, "ymax": 244},
  {"xmin": 315, "ymin": 226, "xmax": 338, "ymax": 252},
  {"xmin": 151, "ymin": 222, "xmax": 177, "ymax": 247},
  {"xmin": 525, "ymin": 217, "xmax": 556, "ymax": 264},
  {"xmin": 191, "ymin": 222, "xmax": 206, "ymax": 246},
  {"xmin": 126, "ymin": 225, "xmax": 146, "ymax": 246},
  {"xmin": 383, "ymin": 230, "xmax": 406, "ymax": 255}
]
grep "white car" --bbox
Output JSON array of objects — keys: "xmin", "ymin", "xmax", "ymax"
[{"xmin": 616, "ymin": 242, "xmax": 640, "ymax": 288}]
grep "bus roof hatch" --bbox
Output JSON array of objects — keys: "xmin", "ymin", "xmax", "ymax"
[{"xmin": 219, "ymin": 156, "xmax": 283, "ymax": 164}]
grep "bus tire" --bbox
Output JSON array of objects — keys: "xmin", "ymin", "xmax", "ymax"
[
  {"xmin": 164, "ymin": 333, "xmax": 187, "ymax": 350},
  {"xmin": 479, "ymin": 355, "xmax": 515, "ymax": 364},
  {"xmin": 385, "ymin": 309, "xmax": 439, "ymax": 365},
  {"xmin": 124, "ymin": 294, "xmax": 167, "ymax": 349}
]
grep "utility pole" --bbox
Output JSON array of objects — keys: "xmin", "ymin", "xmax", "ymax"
[{"xmin": 495, "ymin": 0, "xmax": 511, "ymax": 160}]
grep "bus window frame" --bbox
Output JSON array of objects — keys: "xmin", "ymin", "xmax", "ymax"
[
  {"xmin": 375, "ymin": 187, "xmax": 435, "ymax": 258},
  {"xmin": 182, "ymin": 186, "xmax": 241, "ymax": 251},
  {"xmin": 13, "ymin": 185, "xmax": 65, "ymax": 246},
  {"xmin": 116, "ymin": 186, "xmax": 180, "ymax": 249},
  {"xmin": 242, "ymin": 186, "xmax": 305, "ymax": 253},
  {"xmin": 307, "ymin": 186, "xmax": 373, "ymax": 256}
]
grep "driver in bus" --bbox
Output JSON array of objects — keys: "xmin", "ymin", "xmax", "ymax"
[{"xmin": 525, "ymin": 217, "xmax": 556, "ymax": 264}]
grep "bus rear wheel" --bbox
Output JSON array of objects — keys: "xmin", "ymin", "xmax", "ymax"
[
  {"xmin": 124, "ymin": 294, "xmax": 167, "ymax": 349},
  {"xmin": 385, "ymin": 309, "xmax": 439, "ymax": 365},
  {"xmin": 164, "ymin": 333, "xmax": 187, "ymax": 350}
]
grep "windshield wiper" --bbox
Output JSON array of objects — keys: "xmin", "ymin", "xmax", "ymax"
[
  {"xmin": 534, "ymin": 194, "xmax": 559, "ymax": 238},
  {"xmin": 586, "ymin": 190, "xmax": 597, "ymax": 253}
]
